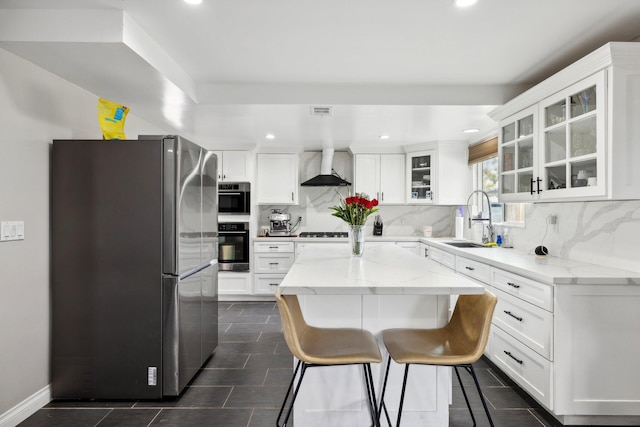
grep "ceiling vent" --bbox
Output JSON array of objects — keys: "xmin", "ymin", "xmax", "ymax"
[{"xmin": 310, "ymin": 106, "xmax": 332, "ymax": 116}]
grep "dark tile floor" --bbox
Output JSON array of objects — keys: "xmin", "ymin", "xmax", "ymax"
[{"xmin": 20, "ymin": 301, "xmax": 581, "ymax": 427}]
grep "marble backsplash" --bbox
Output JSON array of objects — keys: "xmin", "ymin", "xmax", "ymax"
[
  {"xmin": 502, "ymin": 200, "xmax": 640, "ymax": 273},
  {"xmin": 258, "ymin": 151, "xmax": 640, "ymax": 273}
]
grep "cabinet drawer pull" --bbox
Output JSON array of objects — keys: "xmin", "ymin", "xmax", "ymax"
[
  {"xmin": 504, "ymin": 310, "xmax": 523, "ymax": 322},
  {"xmin": 507, "ymin": 282, "xmax": 520, "ymax": 289},
  {"xmin": 504, "ymin": 350, "xmax": 523, "ymax": 365},
  {"xmin": 269, "ymin": 246, "xmax": 279, "ymax": 249},
  {"xmin": 269, "ymin": 283, "xmax": 279, "ymax": 286},
  {"xmin": 465, "ymin": 266, "xmax": 475, "ymax": 271},
  {"xmin": 269, "ymin": 262, "xmax": 279, "ymax": 266}
]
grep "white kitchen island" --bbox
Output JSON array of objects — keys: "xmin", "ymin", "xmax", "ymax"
[{"xmin": 278, "ymin": 244, "xmax": 484, "ymax": 427}]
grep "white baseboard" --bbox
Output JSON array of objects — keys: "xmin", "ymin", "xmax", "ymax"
[{"xmin": 0, "ymin": 385, "xmax": 50, "ymax": 427}]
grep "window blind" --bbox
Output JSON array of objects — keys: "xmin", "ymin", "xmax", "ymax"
[{"xmin": 468, "ymin": 136, "xmax": 498, "ymax": 164}]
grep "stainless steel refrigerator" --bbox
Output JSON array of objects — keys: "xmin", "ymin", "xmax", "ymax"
[{"xmin": 51, "ymin": 135, "xmax": 218, "ymax": 399}]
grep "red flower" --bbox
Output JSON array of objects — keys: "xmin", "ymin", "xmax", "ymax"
[{"xmin": 329, "ymin": 190, "xmax": 380, "ymax": 226}]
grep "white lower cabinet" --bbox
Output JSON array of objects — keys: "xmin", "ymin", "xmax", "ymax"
[
  {"xmin": 218, "ymin": 272, "xmax": 252, "ymax": 295},
  {"xmin": 431, "ymin": 245, "xmax": 640, "ymax": 425},
  {"xmin": 253, "ymin": 241, "xmax": 295, "ymax": 295},
  {"xmin": 456, "ymin": 256, "xmax": 491, "ymax": 284},
  {"xmin": 254, "ymin": 274, "xmax": 285, "ymax": 295},
  {"xmin": 492, "ymin": 287, "xmax": 553, "ymax": 361},
  {"xmin": 491, "ymin": 327, "xmax": 553, "ymax": 409}
]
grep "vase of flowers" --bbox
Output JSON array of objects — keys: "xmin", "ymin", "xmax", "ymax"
[{"xmin": 329, "ymin": 190, "xmax": 379, "ymax": 256}]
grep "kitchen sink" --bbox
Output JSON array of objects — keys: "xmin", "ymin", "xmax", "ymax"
[{"xmin": 443, "ymin": 241, "xmax": 490, "ymax": 248}]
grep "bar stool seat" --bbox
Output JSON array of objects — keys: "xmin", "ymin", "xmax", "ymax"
[
  {"xmin": 379, "ymin": 291, "xmax": 498, "ymax": 427},
  {"xmin": 275, "ymin": 291, "xmax": 382, "ymax": 427}
]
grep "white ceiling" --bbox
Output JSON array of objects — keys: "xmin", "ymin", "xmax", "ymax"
[{"xmin": 1, "ymin": 0, "xmax": 640, "ymax": 150}]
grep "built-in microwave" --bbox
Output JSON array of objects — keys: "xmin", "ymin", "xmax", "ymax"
[{"xmin": 218, "ymin": 182, "xmax": 250, "ymax": 214}]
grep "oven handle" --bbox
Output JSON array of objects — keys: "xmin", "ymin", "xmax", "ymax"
[
  {"xmin": 219, "ymin": 192, "xmax": 241, "ymax": 195},
  {"xmin": 219, "ymin": 231, "xmax": 247, "ymax": 234}
]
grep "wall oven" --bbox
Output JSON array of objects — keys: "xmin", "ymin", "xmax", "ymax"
[
  {"xmin": 218, "ymin": 222, "xmax": 250, "ymax": 271},
  {"xmin": 218, "ymin": 182, "xmax": 250, "ymax": 215}
]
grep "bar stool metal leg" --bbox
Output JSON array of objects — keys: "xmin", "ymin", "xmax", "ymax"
[
  {"xmin": 276, "ymin": 360, "xmax": 307, "ymax": 427},
  {"xmin": 454, "ymin": 366, "xmax": 477, "ymax": 426},
  {"xmin": 378, "ymin": 355, "xmax": 394, "ymax": 427}
]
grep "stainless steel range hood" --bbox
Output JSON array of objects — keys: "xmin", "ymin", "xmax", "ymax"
[{"xmin": 301, "ymin": 149, "xmax": 351, "ymax": 187}]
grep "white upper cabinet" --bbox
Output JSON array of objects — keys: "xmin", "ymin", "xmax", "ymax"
[
  {"xmin": 406, "ymin": 142, "xmax": 469, "ymax": 205},
  {"xmin": 353, "ymin": 154, "xmax": 405, "ymax": 204},
  {"xmin": 212, "ymin": 150, "xmax": 251, "ymax": 182},
  {"xmin": 256, "ymin": 153, "xmax": 299, "ymax": 204},
  {"xmin": 492, "ymin": 42, "xmax": 640, "ymax": 202}
]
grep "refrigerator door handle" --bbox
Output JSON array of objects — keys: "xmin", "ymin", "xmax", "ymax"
[
  {"xmin": 178, "ymin": 260, "xmax": 215, "ymax": 281},
  {"xmin": 163, "ymin": 137, "xmax": 178, "ymax": 274}
]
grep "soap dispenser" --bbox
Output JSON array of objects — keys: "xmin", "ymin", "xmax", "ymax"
[{"xmin": 501, "ymin": 227, "xmax": 513, "ymax": 248}]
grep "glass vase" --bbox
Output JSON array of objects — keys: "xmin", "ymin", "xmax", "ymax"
[{"xmin": 349, "ymin": 225, "xmax": 366, "ymax": 256}]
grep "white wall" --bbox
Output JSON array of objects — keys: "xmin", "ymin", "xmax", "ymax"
[{"xmin": 0, "ymin": 48, "xmax": 166, "ymax": 424}]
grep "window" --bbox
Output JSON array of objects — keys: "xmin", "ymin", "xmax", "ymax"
[
  {"xmin": 468, "ymin": 136, "xmax": 525, "ymax": 226},
  {"xmin": 473, "ymin": 156, "xmax": 525, "ymax": 226}
]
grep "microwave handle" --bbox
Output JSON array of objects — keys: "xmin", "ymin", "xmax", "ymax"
[{"xmin": 220, "ymin": 192, "xmax": 241, "ymax": 195}]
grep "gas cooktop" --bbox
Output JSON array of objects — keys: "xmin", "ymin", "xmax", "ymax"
[{"xmin": 299, "ymin": 231, "xmax": 348, "ymax": 238}]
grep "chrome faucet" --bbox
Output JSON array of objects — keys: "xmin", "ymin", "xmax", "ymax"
[{"xmin": 466, "ymin": 190, "xmax": 494, "ymax": 244}]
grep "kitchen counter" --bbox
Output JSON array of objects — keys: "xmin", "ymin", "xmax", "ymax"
[
  {"xmin": 254, "ymin": 234, "xmax": 640, "ymax": 286},
  {"xmin": 422, "ymin": 237, "xmax": 640, "ymax": 285},
  {"xmin": 279, "ymin": 244, "xmax": 483, "ymax": 295}
]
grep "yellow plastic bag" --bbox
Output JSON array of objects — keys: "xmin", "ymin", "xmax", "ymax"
[{"xmin": 98, "ymin": 98, "xmax": 129, "ymax": 140}]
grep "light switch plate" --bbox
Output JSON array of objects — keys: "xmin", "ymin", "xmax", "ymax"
[{"xmin": 1, "ymin": 221, "xmax": 24, "ymax": 242}]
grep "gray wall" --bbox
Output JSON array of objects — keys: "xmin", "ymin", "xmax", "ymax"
[{"xmin": 0, "ymin": 48, "xmax": 165, "ymax": 422}]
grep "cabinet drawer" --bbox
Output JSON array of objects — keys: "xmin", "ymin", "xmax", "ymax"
[
  {"xmin": 254, "ymin": 241, "xmax": 295, "ymax": 253},
  {"xmin": 218, "ymin": 273, "xmax": 252, "ymax": 295},
  {"xmin": 493, "ymin": 288, "xmax": 553, "ymax": 359},
  {"xmin": 492, "ymin": 269, "xmax": 553, "ymax": 311},
  {"xmin": 456, "ymin": 256, "xmax": 491, "ymax": 284},
  {"xmin": 254, "ymin": 253, "xmax": 295, "ymax": 273},
  {"xmin": 491, "ymin": 327, "xmax": 552, "ymax": 409},
  {"xmin": 254, "ymin": 274, "xmax": 285, "ymax": 295}
]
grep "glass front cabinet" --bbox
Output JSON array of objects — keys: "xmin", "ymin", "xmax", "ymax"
[
  {"xmin": 499, "ymin": 106, "xmax": 537, "ymax": 201},
  {"xmin": 498, "ymin": 71, "xmax": 606, "ymax": 201},
  {"xmin": 407, "ymin": 150, "xmax": 435, "ymax": 203}
]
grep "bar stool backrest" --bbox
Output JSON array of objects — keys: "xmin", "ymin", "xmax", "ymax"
[
  {"xmin": 446, "ymin": 292, "xmax": 498, "ymax": 362},
  {"xmin": 275, "ymin": 292, "xmax": 309, "ymax": 361}
]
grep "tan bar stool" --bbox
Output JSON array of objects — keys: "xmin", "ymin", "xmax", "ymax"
[
  {"xmin": 275, "ymin": 291, "xmax": 383, "ymax": 427},
  {"xmin": 379, "ymin": 291, "xmax": 498, "ymax": 427}
]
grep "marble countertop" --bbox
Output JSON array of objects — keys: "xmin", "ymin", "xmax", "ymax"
[
  {"xmin": 278, "ymin": 244, "xmax": 485, "ymax": 295},
  {"xmin": 422, "ymin": 238, "xmax": 640, "ymax": 286},
  {"xmin": 253, "ymin": 233, "xmax": 640, "ymax": 286}
]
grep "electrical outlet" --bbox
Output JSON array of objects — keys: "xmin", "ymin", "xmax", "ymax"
[{"xmin": 548, "ymin": 214, "xmax": 557, "ymax": 225}]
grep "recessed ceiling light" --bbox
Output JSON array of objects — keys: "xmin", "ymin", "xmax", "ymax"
[
  {"xmin": 265, "ymin": 134, "xmax": 276, "ymax": 140},
  {"xmin": 455, "ymin": 0, "xmax": 478, "ymax": 7},
  {"xmin": 184, "ymin": 0, "xmax": 202, "ymax": 4},
  {"xmin": 379, "ymin": 135, "xmax": 390, "ymax": 140},
  {"xmin": 463, "ymin": 128, "xmax": 480, "ymax": 133}
]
